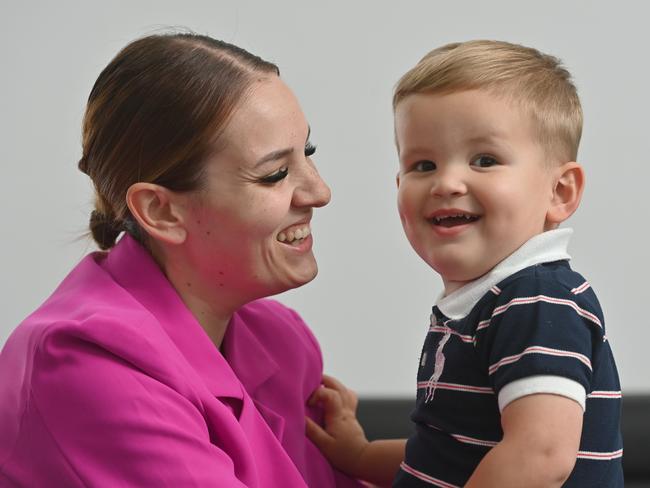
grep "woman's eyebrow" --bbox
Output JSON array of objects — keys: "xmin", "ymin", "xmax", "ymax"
[
  {"xmin": 255, "ymin": 125, "xmax": 312, "ymax": 167},
  {"xmin": 255, "ymin": 148, "xmax": 294, "ymax": 167}
]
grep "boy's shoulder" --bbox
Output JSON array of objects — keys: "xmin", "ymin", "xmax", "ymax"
[
  {"xmin": 498, "ymin": 259, "xmax": 590, "ymax": 296},
  {"xmin": 472, "ymin": 259, "xmax": 603, "ymax": 323}
]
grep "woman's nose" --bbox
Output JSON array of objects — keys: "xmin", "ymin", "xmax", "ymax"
[{"xmin": 293, "ymin": 160, "xmax": 331, "ymax": 208}]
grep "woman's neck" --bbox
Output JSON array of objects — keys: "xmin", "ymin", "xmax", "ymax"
[
  {"xmin": 172, "ymin": 288, "xmax": 233, "ymax": 348},
  {"xmin": 152, "ymin": 243, "xmax": 242, "ymax": 350}
]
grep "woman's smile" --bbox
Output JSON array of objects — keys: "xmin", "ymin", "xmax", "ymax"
[{"xmin": 277, "ymin": 222, "xmax": 312, "ymax": 246}]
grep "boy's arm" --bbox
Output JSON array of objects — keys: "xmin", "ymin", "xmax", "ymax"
[
  {"xmin": 305, "ymin": 375, "xmax": 406, "ymax": 487},
  {"xmin": 465, "ymin": 393, "xmax": 583, "ymax": 488}
]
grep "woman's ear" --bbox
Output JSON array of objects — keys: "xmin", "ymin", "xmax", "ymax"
[
  {"xmin": 126, "ymin": 183, "xmax": 188, "ymax": 245},
  {"xmin": 546, "ymin": 162, "xmax": 585, "ymax": 227}
]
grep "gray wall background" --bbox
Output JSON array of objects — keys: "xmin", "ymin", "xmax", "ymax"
[{"xmin": 1, "ymin": 1, "xmax": 648, "ymax": 396}]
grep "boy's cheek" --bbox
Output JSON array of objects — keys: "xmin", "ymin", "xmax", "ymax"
[
  {"xmin": 396, "ymin": 207, "xmax": 409, "ymax": 233},
  {"xmin": 396, "ymin": 195, "xmax": 411, "ymax": 228}
]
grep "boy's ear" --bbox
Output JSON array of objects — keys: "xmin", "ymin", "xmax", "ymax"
[
  {"xmin": 546, "ymin": 162, "xmax": 585, "ymax": 227},
  {"xmin": 126, "ymin": 183, "xmax": 188, "ymax": 245},
  {"xmin": 396, "ymin": 172, "xmax": 401, "ymax": 188}
]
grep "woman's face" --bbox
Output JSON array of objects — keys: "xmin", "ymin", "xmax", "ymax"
[{"xmin": 180, "ymin": 76, "xmax": 331, "ymax": 301}]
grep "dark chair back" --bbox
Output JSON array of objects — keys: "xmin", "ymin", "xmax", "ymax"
[{"xmin": 357, "ymin": 395, "xmax": 649, "ymax": 485}]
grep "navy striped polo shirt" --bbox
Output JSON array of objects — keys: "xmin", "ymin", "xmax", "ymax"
[{"xmin": 394, "ymin": 229, "xmax": 623, "ymax": 487}]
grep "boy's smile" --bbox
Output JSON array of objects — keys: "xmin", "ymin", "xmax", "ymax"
[
  {"xmin": 429, "ymin": 208, "xmax": 481, "ymax": 235},
  {"xmin": 395, "ymin": 89, "xmax": 561, "ymax": 294}
]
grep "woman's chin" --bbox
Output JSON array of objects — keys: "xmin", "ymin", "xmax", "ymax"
[{"xmin": 278, "ymin": 262, "xmax": 319, "ymax": 293}]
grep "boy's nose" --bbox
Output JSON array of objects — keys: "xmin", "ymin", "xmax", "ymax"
[
  {"xmin": 292, "ymin": 161, "xmax": 331, "ymax": 208},
  {"xmin": 430, "ymin": 168, "xmax": 467, "ymax": 197}
]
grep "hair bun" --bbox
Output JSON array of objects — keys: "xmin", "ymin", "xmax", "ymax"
[
  {"xmin": 78, "ymin": 155, "xmax": 89, "ymax": 175},
  {"xmin": 89, "ymin": 210, "xmax": 121, "ymax": 250}
]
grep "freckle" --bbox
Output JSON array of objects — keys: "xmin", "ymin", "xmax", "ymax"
[
  {"xmin": 218, "ymin": 271, "xmax": 224, "ymax": 275},
  {"xmin": 219, "ymin": 283, "xmax": 224, "ymax": 287},
  {"xmin": 196, "ymin": 220, "xmax": 201, "ymax": 225},
  {"xmin": 206, "ymin": 231, "xmax": 211, "ymax": 235},
  {"xmin": 186, "ymin": 282, "xmax": 192, "ymax": 287}
]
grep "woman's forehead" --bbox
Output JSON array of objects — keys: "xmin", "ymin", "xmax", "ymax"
[{"xmin": 218, "ymin": 77, "xmax": 309, "ymax": 161}]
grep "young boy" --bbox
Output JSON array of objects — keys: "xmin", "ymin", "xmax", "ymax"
[{"xmin": 307, "ymin": 40, "xmax": 623, "ymax": 487}]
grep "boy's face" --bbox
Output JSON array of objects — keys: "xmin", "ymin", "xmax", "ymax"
[{"xmin": 395, "ymin": 89, "xmax": 558, "ymax": 294}]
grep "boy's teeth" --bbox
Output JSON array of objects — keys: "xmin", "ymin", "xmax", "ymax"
[
  {"xmin": 432, "ymin": 213, "xmax": 479, "ymax": 227},
  {"xmin": 434, "ymin": 214, "xmax": 473, "ymax": 222}
]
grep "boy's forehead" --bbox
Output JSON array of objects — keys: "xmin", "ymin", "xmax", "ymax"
[
  {"xmin": 395, "ymin": 90, "xmax": 530, "ymax": 142},
  {"xmin": 393, "ymin": 90, "xmax": 546, "ymax": 162}
]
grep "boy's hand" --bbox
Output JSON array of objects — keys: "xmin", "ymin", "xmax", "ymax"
[{"xmin": 305, "ymin": 374, "xmax": 370, "ymax": 478}]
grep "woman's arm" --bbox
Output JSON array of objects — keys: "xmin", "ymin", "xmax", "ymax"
[
  {"xmin": 25, "ymin": 328, "xmax": 265, "ymax": 487},
  {"xmin": 306, "ymin": 375, "xmax": 406, "ymax": 487}
]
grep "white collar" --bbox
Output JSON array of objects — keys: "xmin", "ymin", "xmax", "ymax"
[{"xmin": 436, "ymin": 228, "xmax": 573, "ymax": 320}]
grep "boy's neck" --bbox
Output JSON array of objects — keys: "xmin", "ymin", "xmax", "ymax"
[
  {"xmin": 442, "ymin": 279, "xmax": 475, "ymax": 297},
  {"xmin": 437, "ymin": 229, "xmax": 573, "ymax": 317}
]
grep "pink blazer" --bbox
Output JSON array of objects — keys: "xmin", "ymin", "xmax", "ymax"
[{"xmin": 0, "ymin": 236, "xmax": 362, "ymax": 487}]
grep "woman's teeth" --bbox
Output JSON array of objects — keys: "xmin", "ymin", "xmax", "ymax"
[{"xmin": 278, "ymin": 227, "xmax": 311, "ymax": 244}]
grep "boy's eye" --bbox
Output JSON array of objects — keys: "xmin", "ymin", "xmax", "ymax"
[
  {"xmin": 414, "ymin": 160, "xmax": 436, "ymax": 172},
  {"xmin": 305, "ymin": 141, "xmax": 317, "ymax": 157},
  {"xmin": 470, "ymin": 155, "xmax": 499, "ymax": 168},
  {"xmin": 260, "ymin": 167, "xmax": 288, "ymax": 184}
]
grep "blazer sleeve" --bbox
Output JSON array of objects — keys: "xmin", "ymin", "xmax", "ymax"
[{"xmin": 22, "ymin": 326, "xmax": 250, "ymax": 488}]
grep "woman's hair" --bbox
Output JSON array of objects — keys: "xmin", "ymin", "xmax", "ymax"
[
  {"xmin": 393, "ymin": 40, "xmax": 583, "ymax": 162},
  {"xmin": 79, "ymin": 32, "xmax": 279, "ymax": 250}
]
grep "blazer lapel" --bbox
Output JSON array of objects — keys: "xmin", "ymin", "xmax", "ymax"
[{"xmin": 222, "ymin": 312, "xmax": 284, "ymax": 440}]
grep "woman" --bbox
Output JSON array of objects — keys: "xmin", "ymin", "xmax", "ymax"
[{"xmin": 0, "ymin": 33, "xmax": 361, "ymax": 487}]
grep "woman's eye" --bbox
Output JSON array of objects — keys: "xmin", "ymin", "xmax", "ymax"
[
  {"xmin": 414, "ymin": 160, "xmax": 436, "ymax": 172},
  {"xmin": 260, "ymin": 167, "xmax": 288, "ymax": 184},
  {"xmin": 471, "ymin": 155, "xmax": 499, "ymax": 168},
  {"xmin": 305, "ymin": 141, "xmax": 317, "ymax": 157}
]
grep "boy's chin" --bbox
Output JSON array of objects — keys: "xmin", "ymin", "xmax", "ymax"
[
  {"xmin": 433, "ymin": 259, "xmax": 482, "ymax": 280},
  {"xmin": 438, "ymin": 265, "xmax": 494, "ymax": 292}
]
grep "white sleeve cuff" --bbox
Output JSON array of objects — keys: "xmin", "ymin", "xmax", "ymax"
[{"xmin": 498, "ymin": 375, "xmax": 586, "ymax": 412}]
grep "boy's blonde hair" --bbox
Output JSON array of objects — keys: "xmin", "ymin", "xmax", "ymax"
[{"xmin": 393, "ymin": 40, "xmax": 583, "ymax": 162}]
